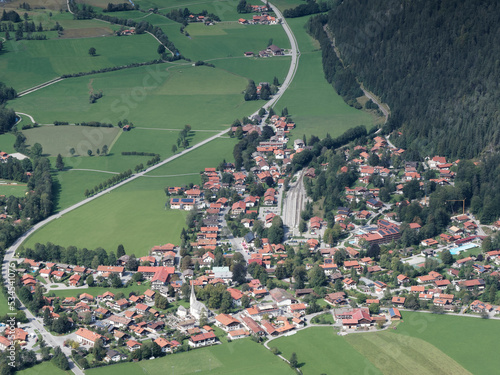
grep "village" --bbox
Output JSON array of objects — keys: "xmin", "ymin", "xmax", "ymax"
[{"xmin": 4, "ymin": 122, "xmax": 500, "ymax": 369}]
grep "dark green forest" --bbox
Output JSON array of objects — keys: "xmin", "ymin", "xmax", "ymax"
[{"xmin": 325, "ymin": 0, "xmax": 500, "ymax": 159}]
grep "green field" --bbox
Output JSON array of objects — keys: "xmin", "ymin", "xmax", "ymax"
[
  {"xmin": 87, "ymin": 338, "xmax": 295, "ymax": 375},
  {"xmin": 345, "ymin": 331, "xmax": 471, "ymax": 375},
  {"xmin": 0, "ymin": 34, "xmax": 161, "ymax": 91},
  {"xmin": 45, "ymin": 282, "xmax": 150, "ymax": 299},
  {"xmin": 0, "ymin": 180, "xmax": 28, "ymax": 197},
  {"xmin": 16, "ymin": 361, "xmax": 71, "ymax": 375},
  {"xmin": 273, "ymin": 16, "xmax": 375, "ymax": 139},
  {"xmin": 23, "ymin": 126, "xmax": 120, "ymax": 157},
  {"xmin": 26, "ymin": 136, "xmax": 236, "ymax": 254},
  {"xmin": 8, "ymin": 64, "xmax": 261, "ymax": 129},
  {"xmin": 164, "ymin": 21, "xmax": 290, "ymax": 61},
  {"xmin": 273, "ymin": 327, "xmax": 382, "ymax": 375},
  {"xmin": 0, "ymin": 134, "xmax": 17, "ymax": 154},
  {"xmin": 395, "ymin": 311, "xmax": 500, "ymax": 375}
]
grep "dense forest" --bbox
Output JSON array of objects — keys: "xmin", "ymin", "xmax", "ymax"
[{"xmin": 324, "ymin": 0, "xmax": 500, "ymax": 158}]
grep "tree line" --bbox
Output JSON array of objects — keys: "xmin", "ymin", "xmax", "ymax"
[
  {"xmin": 282, "ymin": 0, "xmax": 336, "ymax": 18},
  {"xmin": 326, "ymin": 0, "xmax": 500, "ymax": 158}
]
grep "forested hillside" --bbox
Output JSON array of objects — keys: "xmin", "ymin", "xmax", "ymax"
[{"xmin": 327, "ymin": 0, "xmax": 500, "ymax": 158}]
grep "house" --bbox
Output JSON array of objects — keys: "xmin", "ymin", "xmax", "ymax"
[
  {"xmin": 267, "ymin": 44, "xmax": 283, "ymax": 55},
  {"xmin": 104, "ymin": 349, "xmax": 127, "ymax": 363},
  {"xmin": 0, "ymin": 336, "xmax": 10, "ymax": 351},
  {"xmin": 240, "ymin": 315, "xmax": 265, "ymax": 336},
  {"xmin": 470, "ymin": 300, "xmax": 493, "ymax": 313},
  {"xmin": 457, "ymin": 279, "xmax": 485, "ymax": 291},
  {"xmin": 126, "ymin": 340, "xmax": 142, "ymax": 352},
  {"xmin": 97, "ymin": 266, "xmax": 124, "ymax": 277},
  {"xmin": 76, "ymin": 328, "xmax": 104, "ymax": 347},
  {"xmin": 388, "ymin": 307, "xmax": 401, "ymax": 320},
  {"xmin": 269, "ymin": 288, "xmax": 295, "ymax": 307},
  {"xmin": 397, "ymin": 274, "xmax": 410, "ymax": 285},
  {"xmin": 392, "ymin": 296, "xmax": 405, "ymax": 305},
  {"xmin": 214, "ymin": 314, "xmax": 242, "ymax": 331},
  {"xmin": 334, "ymin": 307, "xmax": 373, "ymax": 328},
  {"xmin": 228, "ymin": 329, "xmax": 250, "ymax": 340},
  {"xmin": 189, "ymin": 332, "xmax": 217, "ymax": 348},
  {"xmin": 325, "ymin": 292, "xmax": 347, "ymax": 306}
]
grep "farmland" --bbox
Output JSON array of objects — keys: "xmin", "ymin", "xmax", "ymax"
[
  {"xmin": 0, "ymin": 180, "xmax": 27, "ymax": 197},
  {"xmin": 0, "ymin": 34, "xmax": 160, "ymax": 91},
  {"xmin": 25, "ymin": 136, "xmax": 236, "ymax": 253},
  {"xmin": 45, "ymin": 282, "xmax": 151, "ymax": 299},
  {"xmin": 273, "ymin": 327, "xmax": 382, "ymax": 375},
  {"xmin": 7, "ymin": 64, "xmax": 262, "ymax": 128},
  {"xmin": 16, "ymin": 361, "xmax": 71, "ymax": 375},
  {"xmin": 394, "ymin": 311, "xmax": 500, "ymax": 375},
  {"xmin": 87, "ymin": 338, "xmax": 295, "ymax": 375}
]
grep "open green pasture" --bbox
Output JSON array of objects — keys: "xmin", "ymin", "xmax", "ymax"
[
  {"xmin": 0, "ymin": 33, "xmax": 160, "ymax": 91},
  {"xmin": 215, "ymin": 56, "xmax": 290, "ymax": 86},
  {"xmin": 23, "ymin": 179, "xmax": 187, "ymax": 256},
  {"xmin": 395, "ymin": 311, "xmax": 500, "ymax": 375},
  {"xmin": 87, "ymin": 338, "xmax": 295, "ymax": 375},
  {"xmin": 50, "ymin": 128, "xmax": 212, "ymax": 210},
  {"xmin": 44, "ymin": 282, "xmax": 151, "ymax": 299},
  {"xmin": 1, "ymin": 0, "xmax": 67, "ymax": 11},
  {"xmin": 273, "ymin": 327, "xmax": 382, "ymax": 375},
  {"xmin": 164, "ymin": 21, "xmax": 290, "ymax": 61},
  {"xmin": 25, "ymin": 136, "xmax": 235, "ymax": 253},
  {"xmin": 16, "ymin": 361, "xmax": 71, "ymax": 375},
  {"xmin": 345, "ymin": 330, "xmax": 471, "ymax": 375},
  {"xmin": 0, "ymin": 134, "xmax": 17, "ymax": 154},
  {"xmin": 8, "ymin": 64, "xmax": 260, "ymax": 128},
  {"xmin": 273, "ymin": 16, "xmax": 374, "ymax": 139},
  {"xmin": 139, "ymin": 0, "xmax": 243, "ymax": 21},
  {"xmin": 23, "ymin": 125, "xmax": 120, "ymax": 157},
  {"xmin": 0, "ymin": 180, "xmax": 28, "ymax": 197}
]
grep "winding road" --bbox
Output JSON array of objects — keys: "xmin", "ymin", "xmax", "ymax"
[{"xmin": 2, "ymin": 3, "xmax": 300, "ymax": 373}]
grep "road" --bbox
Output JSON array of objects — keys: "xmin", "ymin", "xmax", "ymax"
[
  {"xmin": 260, "ymin": 0, "xmax": 300, "ymax": 112},
  {"xmin": 282, "ymin": 170, "xmax": 307, "ymax": 236},
  {"xmin": 360, "ymin": 84, "xmax": 390, "ymax": 124},
  {"xmin": 17, "ymin": 78, "xmax": 65, "ymax": 98}
]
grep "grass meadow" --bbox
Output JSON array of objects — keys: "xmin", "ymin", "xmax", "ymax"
[
  {"xmin": 87, "ymin": 338, "xmax": 295, "ymax": 375},
  {"xmin": 395, "ymin": 311, "xmax": 500, "ymax": 375},
  {"xmin": 0, "ymin": 134, "xmax": 17, "ymax": 154},
  {"xmin": 23, "ymin": 126, "xmax": 120, "ymax": 157},
  {"xmin": 8, "ymin": 64, "xmax": 261, "ymax": 129},
  {"xmin": 45, "ymin": 282, "xmax": 151, "ymax": 299},
  {"xmin": 25, "ymin": 136, "xmax": 236, "ymax": 254},
  {"xmin": 0, "ymin": 34, "xmax": 160, "ymax": 91},
  {"xmin": 273, "ymin": 327, "xmax": 382, "ymax": 375},
  {"xmin": 0, "ymin": 180, "xmax": 28, "ymax": 197},
  {"xmin": 16, "ymin": 361, "xmax": 71, "ymax": 375}
]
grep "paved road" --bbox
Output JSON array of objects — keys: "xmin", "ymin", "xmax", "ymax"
[
  {"xmin": 260, "ymin": 0, "xmax": 300, "ymax": 111},
  {"xmin": 15, "ymin": 112, "xmax": 36, "ymax": 123}
]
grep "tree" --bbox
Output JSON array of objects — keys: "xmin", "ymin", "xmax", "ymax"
[
  {"xmin": 55, "ymin": 153, "xmax": 64, "ymax": 170},
  {"xmin": 268, "ymin": 215, "xmax": 284, "ymax": 244},
  {"xmin": 289, "ymin": 352, "xmax": 298, "ymax": 369},
  {"xmin": 292, "ymin": 266, "xmax": 307, "ymax": 289},
  {"xmin": 440, "ymin": 249, "xmax": 453, "ymax": 265},
  {"xmin": 299, "ymin": 219, "xmax": 307, "ymax": 234},
  {"xmin": 155, "ymin": 293, "xmax": 169, "ymax": 309},
  {"xmin": 308, "ymin": 265, "xmax": 326, "ymax": 288},
  {"xmin": 87, "ymin": 149, "xmax": 93, "ymax": 156},
  {"xmin": 31, "ymin": 142, "xmax": 43, "ymax": 158},
  {"xmin": 101, "ymin": 144, "xmax": 108, "ymax": 155},
  {"xmin": 86, "ymin": 274, "xmax": 94, "ymax": 287},
  {"xmin": 88, "ymin": 47, "xmax": 96, "ymax": 56},
  {"xmin": 93, "ymin": 339, "xmax": 106, "ymax": 361},
  {"xmin": 157, "ymin": 44, "xmax": 166, "ymax": 55},
  {"xmin": 171, "ymin": 144, "xmax": 177, "ymax": 154},
  {"xmin": 369, "ymin": 303, "xmax": 380, "ymax": 314},
  {"xmin": 69, "ymin": 147, "xmax": 75, "ymax": 156},
  {"xmin": 117, "ymin": 244, "xmax": 126, "ymax": 258},
  {"xmin": 241, "ymin": 294, "xmax": 250, "ymax": 308},
  {"xmin": 232, "ymin": 262, "xmax": 247, "ymax": 284}
]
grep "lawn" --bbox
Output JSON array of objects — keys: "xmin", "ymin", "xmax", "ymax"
[
  {"xmin": 0, "ymin": 180, "xmax": 28, "ymax": 197},
  {"xmin": 273, "ymin": 327, "xmax": 382, "ymax": 375},
  {"xmin": 345, "ymin": 330, "xmax": 471, "ymax": 375},
  {"xmin": 23, "ymin": 126, "xmax": 120, "ymax": 157},
  {"xmin": 8, "ymin": 64, "xmax": 261, "ymax": 129},
  {"xmin": 16, "ymin": 361, "xmax": 71, "ymax": 375},
  {"xmin": 87, "ymin": 338, "xmax": 295, "ymax": 375},
  {"xmin": 45, "ymin": 282, "xmax": 151, "ymax": 299},
  {"xmin": 0, "ymin": 133, "xmax": 17, "ymax": 154},
  {"xmin": 272, "ymin": 16, "xmax": 375, "ymax": 139},
  {"xmin": 0, "ymin": 33, "xmax": 160, "ymax": 91},
  {"xmin": 394, "ymin": 311, "xmax": 500, "ymax": 375}
]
